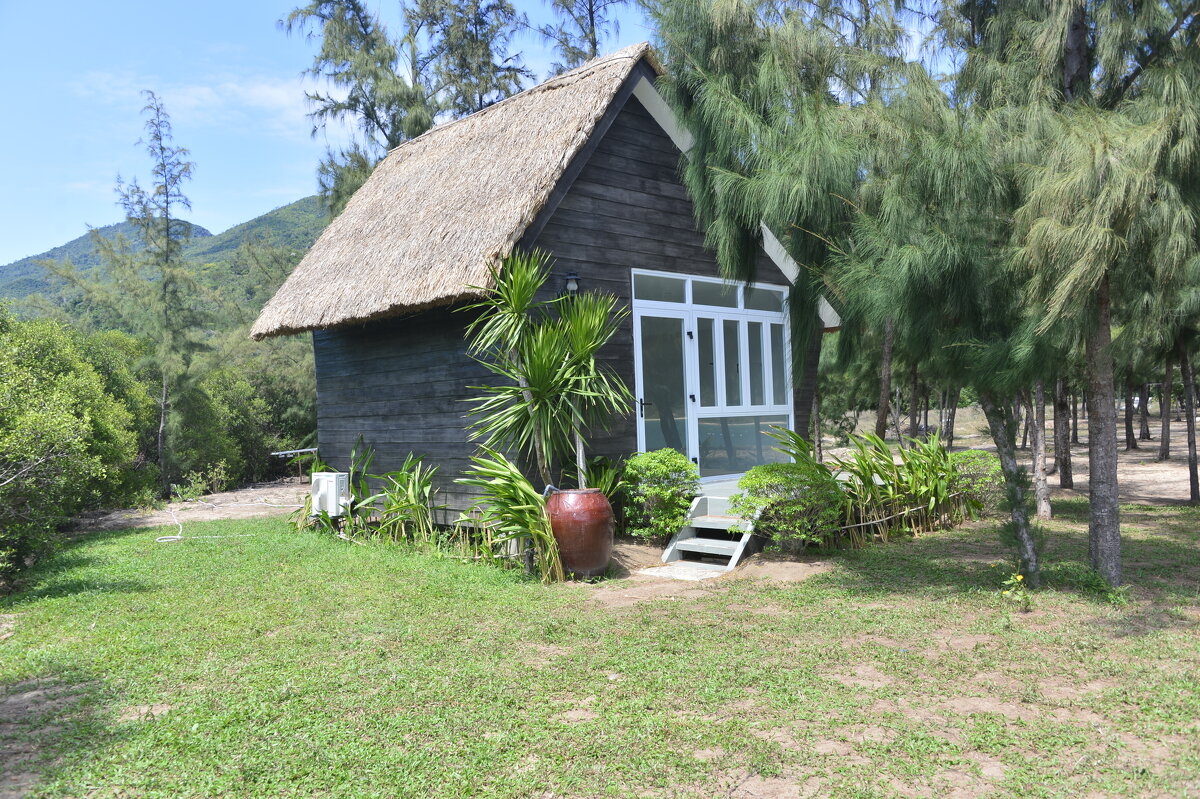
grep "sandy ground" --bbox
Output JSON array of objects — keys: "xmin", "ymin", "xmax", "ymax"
[
  {"xmin": 70, "ymin": 478, "xmax": 309, "ymax": 533},
  {"xmin": 938, "ymin": 407, "xmax": 1197, "ymax": 505}
]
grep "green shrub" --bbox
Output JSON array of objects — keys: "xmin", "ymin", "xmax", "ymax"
[
  {"xmin": 730, "ymin": 462, "xmax": 846, "ymax": 553},
  {"xmin": 949, "ymin": 449, "xmax": 1005, "ymax": 515},
  {"xmin": 0, "ymin": 311, "xmax": 139, "ymax": 581},
  {"xmin": 621, "ymin": 449, "xmax": 699, "ymax": 541}
]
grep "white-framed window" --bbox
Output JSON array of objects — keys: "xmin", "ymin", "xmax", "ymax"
[{"xmin": 631, "ymin": 269, "xmax": 793, "ymax": 478}]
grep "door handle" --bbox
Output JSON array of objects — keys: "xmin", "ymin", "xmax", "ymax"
[{"xmin": 689, "ymin": 394, "xmax": 696, "ymax": 403}]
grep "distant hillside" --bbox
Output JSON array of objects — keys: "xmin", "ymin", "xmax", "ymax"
[
  {"xmin": 0, "ymin": 196, "xmax": 326, "ymax": 300},
  {"xmin": 183, "ymin": 195, "xmax": 326, "ymax": 263},
  {"xmin": 0, "ymin": 221, "xmax": 213, "ymax": 299}
]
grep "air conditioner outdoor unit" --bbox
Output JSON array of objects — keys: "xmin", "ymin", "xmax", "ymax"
[{"xmin": 311, "ymin": 472, "xmax": 350, "ymax": 517}]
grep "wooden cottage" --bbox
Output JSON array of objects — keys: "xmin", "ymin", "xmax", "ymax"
[{"xmin": 252, "ymin": 43, "xmax": 838, "ymax": 512}]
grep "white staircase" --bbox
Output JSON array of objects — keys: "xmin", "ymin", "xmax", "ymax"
[{"xmin": 639, "ymin": 495, "xmax": 755, "ymax": 581}]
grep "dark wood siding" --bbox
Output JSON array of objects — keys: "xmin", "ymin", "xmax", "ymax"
[
  {"xmin": 313, "ymin": 91, "xmax": 792, "ymax": 513},
  {"xmin": 313, "ymin": 308, "xmax": 490, "ymax": 516}
]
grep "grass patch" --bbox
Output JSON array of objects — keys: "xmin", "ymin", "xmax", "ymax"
[{"xmin": 1, "ymin": 504, "xmax": 1198, "ymax": 797}]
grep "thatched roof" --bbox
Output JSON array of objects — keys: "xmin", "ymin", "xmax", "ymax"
[{"xmin": 251, "ymin": 43, "xmax": 657, "ymax": 340}]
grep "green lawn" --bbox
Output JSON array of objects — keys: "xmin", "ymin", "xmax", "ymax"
[{"xmin": 2, "ymin": 503, "xmax": 1198, "ymax": 798}]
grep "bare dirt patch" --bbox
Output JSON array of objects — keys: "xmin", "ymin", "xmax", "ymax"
[
  {"xmin": 829, "ymin": 663, "xmax": 894, "ymax": 689},
  {"xmin": 117, "ymin": 703, "xmax": 173, "ymax": 722},
  {"xmin": 0, "ymin": 614, "xmax": 15, "ymax": 643},
  {"xmin": 525, "ymin": 643, "xmax": 570, "ymax": 667},
  {"xmin": 924, "ymin": 632, "xmax": 994, "ymax": 656},
  {"xmin": 941, "ymin": 695, "xmax": 1039, "ymax": 721},
  {"xmin": 811, "ymin": 739, "xmax": 868, "ymax": 765},
  {"xmin": 1038, "ymin": 678, "xmax": 1118, "ymax": 702},
  {"xmin": 751, "ymin": 725, "xmax": 803, "ymax": 748},
  {"xmin": 587, "ymin": 576, "xmax": 712, "ymax": 609},
  {"xmin": 607, "ymin": 541, "xmax": 664, "ymax": 576},
  {"xmin": 871, "ymin": 698, "xmax": 966, "ymax": 745},
  {"xmin": 842, "ymin": 634, "xmax": 904, "ymax": 649},
  {"xmin": 0, "ymin": 681, "xmax": 88, "ymax": 799},
  {"xmin": 557, "ymin": 708, "xmax": 599, "ymax": 723},
  {"xmin": 71, "ymin": 478, "xmax": 308, "ymax": 533},
  {"xmin": 727, "ymin": 553, "xmax": 833, "ymax": 583},
  {"xmin": 729, "ymin": 772, "xmax": 821, "ymax": 798},
  {"xmin": 969, "ymin": 670, "xmax": 1024, "ymax": 693},
  {"xmin": 850, "ymin": 725, "xmax": 897, "ymax": 745}
]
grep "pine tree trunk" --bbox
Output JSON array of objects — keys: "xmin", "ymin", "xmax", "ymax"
[
  {"xmin": 946, "ymin": 386, "xmax": 960, "ymax": 449},
  {"xmin": 1020, "ymin": 397, "xmax": 1030, "ymax": 449},
  {"xmin": 875, "ymin": 318, "xmax": 894, "ymax": 438},
  {"xmin": 1180, "ymin": 347, "xmax": 1200, "ymax": 503},
  {"xmin": 1032, "ymin": 381, "xmax": 1051, "ymax": 519},
  {"xmin": 158, "ymin": 373, "xmax": 170, "ymax": 496},
  {"xmin": 794, "ymin": 316, "xmax": 822, "ymax": 442},
  {"xmin": 813, "ymin": 390, "xmax": 823, "ymax": 463},
  {"xmin": 1159, "ymin": 355, "xmax": 1174, "ymax": 461},
  {"xmin": 980, "ymin": 392, "xmax": 1041, "ymax": 586},
  {"xmin": 1124, "ymin": 381, "xmax": 1138, "ymax": 450},
  {"xmin": 1054, "ymin": 377, "xmax": 1074, "ymax": 488},
  {"xmin": 922, "ymin": 387, "xmax": 930, "ymax": 434},
  {"xmin": 1138, "ymin": 383, "xmax": 1152, "ymax": 440},
  {"xmin": 1085, "ymin": 277, "xmax": 1121, "ymax": 587},
  {"xmin": 1071, "ymin": 393, "xmax": 1080, "ymax": 444},
  {"xmin": 908, "ymin": 363, "xmax": 919, "ymax": 440},
  {"xmin": 892, "ymin": 386, "xmax": 905, "ymax": 446},
  {"xmin": 1051, "ymin": 386, "xmax": 1060, "ymax": 472}
]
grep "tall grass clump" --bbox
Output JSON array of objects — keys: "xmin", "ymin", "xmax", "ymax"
[
  {"xmin": 732, "ymin": 426, "xmax": 973, "ymax": 552},
  {"xmin": 456, "ymin": 447, "xmax": 565, "ymax": 584}
]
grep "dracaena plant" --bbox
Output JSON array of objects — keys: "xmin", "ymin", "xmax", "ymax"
[{"xmin": 461, "ymin": 250, "xmax": 631, "ymax": 489}]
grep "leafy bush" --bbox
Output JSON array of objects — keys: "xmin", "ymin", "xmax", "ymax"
[
  {"xmin": 831, "ymin": 432, "xmax": 965, "ymax": 543},
  {"xmin": 730, "ymin": 462, "xmax": 846, "ymax": 553},
  {"xmin": 0, "ymin": 311, "xmax": 139, "ymax": 581},
  {"xmin": 621, "ymin": 449, "xmax": 700, "ymax": 541},
  {"xmin": 949, "ymin": 449, "xmax": 1005, "ymax": 515}
]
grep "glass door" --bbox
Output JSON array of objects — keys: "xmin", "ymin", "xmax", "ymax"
[
  {"xmin": 634, "ymin": 312, "xmax": 691, "ymax": 457},
  {"xmin": 632, "ymin": 270, "xmax": 794, "ymax": 477}
]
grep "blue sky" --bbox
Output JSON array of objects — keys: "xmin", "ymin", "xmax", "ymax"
[{"xmin": 0, "ymin": 0, "xmax": 655, "ymax": 265}]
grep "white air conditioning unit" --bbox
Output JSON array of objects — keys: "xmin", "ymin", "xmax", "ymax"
[{"xmin": 311, "ymin": 472, "xmax": 350, "ymax": 517}]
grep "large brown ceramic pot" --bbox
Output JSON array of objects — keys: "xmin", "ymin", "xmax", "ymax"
[{"xmin": 545, "ymin": 488, "xmax": 614, "ymax": 578}]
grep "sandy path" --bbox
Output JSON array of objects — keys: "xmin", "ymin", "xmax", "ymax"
[{"xmin": 70, "ymin": 478, "xmax": 309, "ymax": 533}]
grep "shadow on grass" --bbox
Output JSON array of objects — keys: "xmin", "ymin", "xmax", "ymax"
[
  {"xmin": 819, "ymin": 507, "xmax": 1200, "ymax": 617},
  {"xmin": 0, "ymin": 672, "xmax": 128, "ymax": 798},
  {"xmin": 3, "ymin": 531, "xmax": 158, "ymax": 605}
]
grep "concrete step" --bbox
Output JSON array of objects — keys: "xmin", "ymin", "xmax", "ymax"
[
  {"xmin": 687, "ymin": 514, "xmax": 744, "ymax": 531},
  {"xmin": 675, "ymin": 537, "xmax": 741, "ymax": 557},
  {"xmin": 637, "ymin": 562, "xmax": 726, "ymax": 581}
]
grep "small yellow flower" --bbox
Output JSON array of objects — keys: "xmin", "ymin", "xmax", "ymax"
[
  {"xmin": 1002, "ymin": 590, "xmax": 1010, "ymax": 596},
  {"xmin": 1016, "ymin": 575, "xmax": 1024, "ymax": 581}
]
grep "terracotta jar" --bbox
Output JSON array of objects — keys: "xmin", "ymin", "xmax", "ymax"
[{"xmin": 545, "ymin": 488, "xmax": 614, "ymax": 578}]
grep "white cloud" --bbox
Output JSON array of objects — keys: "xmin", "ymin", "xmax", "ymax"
[{"xmin": 71, "ymin": 69, "xmax": 356, "ymax": 147}]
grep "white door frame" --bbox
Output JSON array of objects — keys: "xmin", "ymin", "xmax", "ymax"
[{"xmin": 631, "ymin": 269, "xmax": 794, "ymax": 479}]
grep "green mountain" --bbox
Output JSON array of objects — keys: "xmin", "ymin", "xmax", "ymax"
[
  {"xmin": 0, "ymin": 221, "xmax": 213, "ymax": 299},
  {"xmin": 0, "ymin": 196, "xmax": 326, "ymax": 300}
]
